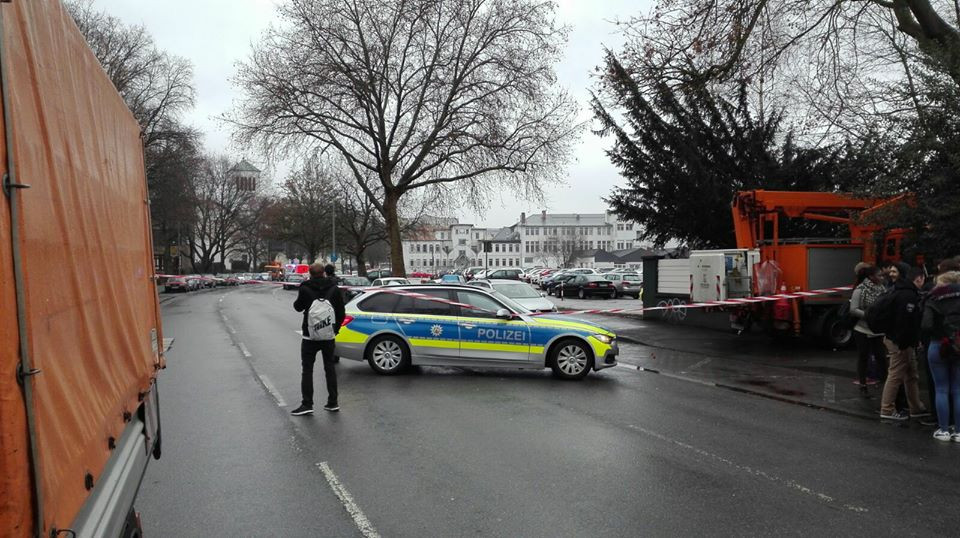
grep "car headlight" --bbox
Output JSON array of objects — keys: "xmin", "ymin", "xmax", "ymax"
[{"xmin": 592, "ymin": 334, "xmax": 613, "ymax": 344}]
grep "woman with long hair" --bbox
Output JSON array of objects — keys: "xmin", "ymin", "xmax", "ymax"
[
  {"xmin": 850, "ymin": 265, "xmax": 887, "ymax": 396},
  {"xmin": 921, "ymin": 271, "xmax": 960, "ymax": 441}
]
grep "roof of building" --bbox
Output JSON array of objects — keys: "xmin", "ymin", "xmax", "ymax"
[
  {"xmin": 609, "ymin": 247, "xmax": 657, "ymax": 262},
  {"xmin": 515, "ymin": 213, "xmax": 609, "ymax": 227},
  {"xmin": 491, "ymin": 227, "xmax": 520, "ymax": 242},
  {"xmin": 229, "ymin": 159, "xmax": 261, "ymax": 174}
]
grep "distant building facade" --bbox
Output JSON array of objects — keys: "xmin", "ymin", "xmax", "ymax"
[{"xmin": 400, "ymin": 211, "xmax": 644, "ymax": 272}]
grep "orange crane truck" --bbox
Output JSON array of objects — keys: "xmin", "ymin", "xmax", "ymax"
[
  {"xmin": 727, "ymin": 189, "xmax": 908, "ymax": 345},
  {"xmin": 2, "ymin": 1, "xmax": 165, "ymax": 536}
]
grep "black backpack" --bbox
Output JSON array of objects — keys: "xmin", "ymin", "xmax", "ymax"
[
  {"xmin": 865, "ymin": 289, "xmax": 898, "ymax": 334},
  {"xmin": 939, "ymin": 303, "xmax": 960, "ymax": 359}
]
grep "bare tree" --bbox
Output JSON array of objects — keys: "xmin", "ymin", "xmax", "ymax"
[
  {"xmin": 618, "ymin": 1, "xmax": 960, "ymax": 141},
  {"xmin": 230, "ymin": 0, "xmax": 580, "ymax": 276},
  {"xmin": 188, "ymin": 157, "xmax": 259, "ymax": 272},
  {"xmin": 236, "ymin": 195, "xmax": 277, "ymax": 271},
  {"xmin": 66, "ymin": 0, "xmax": 196, "ymax": 148},
  {"xmin": 275, "ymin": 161, "xmax": 337, "ymax": 263}
]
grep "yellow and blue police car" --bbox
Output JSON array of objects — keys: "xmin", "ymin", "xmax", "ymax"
[{"xmin": 334, "ymin": 284, "xmax": 618, "ymax": 380}]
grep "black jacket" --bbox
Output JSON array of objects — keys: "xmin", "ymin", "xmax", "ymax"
[
  {"xmin": 294, "ymin": 277, "xmax": 346, "ymax": 338},
  {"xmin": 921, "ymin": 283, "xmax": 960, "ymax": 340},
  {"xmin": 887, "ymin": 278, "xmax": 922, "ymax": 349}
]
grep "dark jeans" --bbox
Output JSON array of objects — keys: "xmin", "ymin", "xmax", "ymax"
[
  {"xmin": 301, "ymin": 339, "xmax": 337, "ymax": 407},
  {"xmin": 928, "ymin": 342, "xmax": 960, "ymax": 430},
  {"xmin": 854, "ymin": 331, "xmax": 886, "ymax": 385}
]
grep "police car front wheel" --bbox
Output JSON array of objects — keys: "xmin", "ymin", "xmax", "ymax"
[
  {"xmin": 550, "ymin": 339, "xmax": 592, "ymax": 380},
  {"xmin": 366, "ymin": 335, "xmax": 411, "ymax": 375}
]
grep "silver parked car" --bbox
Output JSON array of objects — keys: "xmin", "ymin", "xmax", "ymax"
[
  {"xmin": 333, "ymin": 285, "xmax": 619, "ymax": 380},
  {"xmin": 603, "ymin": 273, "xmax": 642, "ymax": 299},
  {"xmin": 468, "ymin": 279, "xmax": 557, "ymax": 312}
]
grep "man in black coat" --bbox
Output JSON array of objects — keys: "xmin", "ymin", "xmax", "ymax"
[
  {"xmin": 291, "ymin": 263, "xmax": 346, "ymax": 415},
  {"xmin": 879, "ymin": 264, "xmax": 930, "ymax": 421}
]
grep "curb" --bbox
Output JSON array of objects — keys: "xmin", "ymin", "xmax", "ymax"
[{"xmin": 630, "ymin": 364, "xmax": 878, "ymax": 421}]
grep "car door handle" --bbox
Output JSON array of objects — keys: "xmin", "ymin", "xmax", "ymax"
[
  {"xmin": 459, "ymin": 323, "xmax": 475, "ymax": 329},
  {"xmin": 398, "ymin": 318, "xmax": 415, "ymax": 325}
]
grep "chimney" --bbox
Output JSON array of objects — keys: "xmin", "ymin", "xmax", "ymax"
[
  {"xmin": 541, "ymin": 210, "xmax": 546, "ymax": 222},
  {"xmin": 521, "ymin": 212, "xmax": 526, "ymax": 224}
]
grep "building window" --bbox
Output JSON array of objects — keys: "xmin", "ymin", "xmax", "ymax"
[{"xmin": 458, "ymin": 239, "xmax": 466, "ymax": 246}]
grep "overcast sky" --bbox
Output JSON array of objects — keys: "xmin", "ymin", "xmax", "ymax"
[{"xmin": 89, "ymin": 0, "xmax": 649, "ymax": 228}]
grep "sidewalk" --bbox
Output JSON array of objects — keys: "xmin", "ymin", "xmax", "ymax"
[{"xmin": 573, "ymin": 312, "xmax": 931, "ymax": 422}]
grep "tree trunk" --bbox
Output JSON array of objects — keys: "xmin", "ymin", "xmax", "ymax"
[
  {"xmin": 384, "ymin": 190, "xmax": 406, "ymax": 277},
  {"xmin": 356, "ymin": 251, "xmax": 368, "ymax": 277}
]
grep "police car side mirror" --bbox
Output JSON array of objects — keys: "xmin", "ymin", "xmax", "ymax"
[{"xmin": 496, "ymin": 309, "xmax": 512, "ymax": 319}]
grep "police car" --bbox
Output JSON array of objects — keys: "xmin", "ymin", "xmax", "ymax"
[{"xmin": 334, "ymin": 285, "xmax": 618, "ymax": 380}]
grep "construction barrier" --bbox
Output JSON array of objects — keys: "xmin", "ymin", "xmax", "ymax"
[{"xmin": 156, "ymin": 274, "xmax": 852, "ymax": 318}]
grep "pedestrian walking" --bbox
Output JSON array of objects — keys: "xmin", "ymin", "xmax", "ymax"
[
  {"xmin": 877, "ymin": 264, "xmax": 930, "ymax": 421},
  {"xmin": 290, "ymin": 263, "xmax": 345, "ymax": 416},
  {"xmin": 849, "ymin": 265, "xmax": 887, "ymax": 396},
  {"xmin": 921, "ymin": 271, "xmax": 960, "ymax": 441}
]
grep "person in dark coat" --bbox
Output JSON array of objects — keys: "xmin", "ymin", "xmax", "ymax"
[
  {"xmin": 879, "ymin": 264, "xmax": 930, "ymax": 421},
  {"xmin": 290, "ymin": 263, "xmax": 346, "ymax": 415},
  {"xmin": 921, "ymin": 271, "xmax": 960, "ymax": 441}
]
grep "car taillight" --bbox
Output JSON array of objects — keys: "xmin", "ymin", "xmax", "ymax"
[
  {"xmin": 588, "ymin": 283, "xmax": 597, "ymax": 288},
  {"xmin": 341, "ymin": 315, "xmax": 354, "ymax": 327}
]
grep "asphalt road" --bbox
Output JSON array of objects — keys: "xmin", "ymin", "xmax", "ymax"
[{"xmin": 138, "ymin": 285, "xmax": 960, "ymax": 537}]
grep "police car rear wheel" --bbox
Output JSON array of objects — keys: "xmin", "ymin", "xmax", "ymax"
[
  {"xmin": 366, "ymin": 335, "xmax": 410, "ymax": 375},
  {"xmin": 550, "ymin": 339, "xmax": 592, "ymax": 380}
]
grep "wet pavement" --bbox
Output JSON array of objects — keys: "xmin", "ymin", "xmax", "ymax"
[
  {"xmin": 570, "ymin": 312, "xmax": 913, "ymax": 420},
  {"xmin": 138, "ymin": 286, "xmax": 960, "ymax": 536}
]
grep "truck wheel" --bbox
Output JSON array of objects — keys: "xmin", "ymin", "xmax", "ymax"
[
  {"xmin": 549, "ymin": 339, "xmax": 593, "ymax": 380},
  {"xmin": 366, "ymin": 335, "xmax": 410, "ymax": 374},
  {"xmin": 819, "ymin": 309, "xmax": 853, "ymax": 349}
]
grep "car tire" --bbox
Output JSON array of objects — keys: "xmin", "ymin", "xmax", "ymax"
[
  {"xmin": 612, "ymin": 290, "xmax": 619, "ymax": 299},
  {"xmin": 366, "ymin": 334, "xmax": 410, "ymax": 375},
  {"xmin": 578, "ymin": 288, "xmax": 585, "ymax": 299},
  {"xmin": 549, "ymin": 339, "xmax": 593, "ymax": 380}
]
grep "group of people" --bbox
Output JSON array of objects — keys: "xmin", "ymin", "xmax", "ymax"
[{"xmin": 850, "ymin": 257, "xmax": 960, "ymax": 441}]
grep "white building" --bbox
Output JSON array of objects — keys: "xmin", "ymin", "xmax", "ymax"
[{"xmin": 401, "ymin": 211, "xmax": 643, "ymax": 272}]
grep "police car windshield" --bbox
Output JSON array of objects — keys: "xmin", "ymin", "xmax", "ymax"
[{"xmin": 490, "ymin": 290, "xmax": 532, "ymax": 314}]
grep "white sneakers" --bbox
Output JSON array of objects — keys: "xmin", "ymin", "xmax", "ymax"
[{"xmin": 933, "ymin": 429, "xmax": 952, "ymax": 442}]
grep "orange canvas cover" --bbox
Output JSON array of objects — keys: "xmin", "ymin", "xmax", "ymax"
[{"xmin": 0, "ymin": 0, "xmax": 163, "ymax": 535}]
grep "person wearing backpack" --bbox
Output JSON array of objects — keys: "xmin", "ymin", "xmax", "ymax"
[
  {"xmin": 921, "ymin": 271, "xmax": 960, "ymax": 441},
  {"xmin": 291, "ymin": 263, "xmax": 346, "ymax": 416},
  {"xmin": 850, "ymin": 265, "xmax": 887, "ymax": 396},
  {"xmin": 877, "ymin": 264, "xmax": 930, "ymax": 421}
]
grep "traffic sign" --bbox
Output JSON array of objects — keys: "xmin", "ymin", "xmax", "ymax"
[{"xmin": 330, "ymin": 253, "xmax": 338, "ymax": 262}]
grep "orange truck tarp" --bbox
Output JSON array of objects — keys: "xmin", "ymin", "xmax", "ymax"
[{"xmin": 0, "ymin": 0, "xmax": 162, "ymax": 535}]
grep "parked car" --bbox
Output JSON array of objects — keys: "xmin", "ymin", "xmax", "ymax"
[
  {"xmin": 437, "ymin": 274, "xmax": 466, "ymax": 284},
  {"xmin": 334, "ymin": 285, "xmax": 619, "ymax": 379},
  {"xmin": 464, "ymin": 266, "xmax": 485, "ymax": 280},
  {"xmin": 540, "ymin": 270, "xmax": 571, "ymax": 290},
  {"xmin": 283, "ymin": 273, "xmax": 306, "ymax": 290},
  {"xmin": 468, "ymin": 279, "xmax": 557, "ymax": 312},
  {"xmin": 556, "ymin": 274, "xmax": 616, "ymax": 299},
  {"xmin": 485, "ymin": 268, "xmax": 524, "ymax": 280},
  {"xmin": 604, "ymin": 273, "xmax": 642, "ymax": 299},
  {"xmin": 165, "ymin": 276, "xmax": 190, "ymax": 293},
  {"xmin": 544, "ymin": 274, "xmax": 577, "ymax": 295},
  {"xmin": 338, "ymin": 276, "xmax": 371, "ymax": 300},
  {"xmin": 371, "ymin": 277, "xmax": 410, "ymax": 287},
  {"xmin": 367, "ymin": 269, "xmax": 392, "ymax": 281}
]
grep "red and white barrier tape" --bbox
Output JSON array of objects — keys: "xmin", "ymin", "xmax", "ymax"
[{"xmin": 155, "ymin": 274, "xmax": 852, "ymax": 318}]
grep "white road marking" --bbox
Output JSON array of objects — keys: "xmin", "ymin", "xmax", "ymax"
[
  {"xmin": 257, "ymin": 374, "xmax": 287, "ymax": 407},
  {"xmin": 238, "ymin": 342, "xmax": 252, "ymax": 358},
  {"xmin": 823, "ymin": 378, "xmax": 836, "ymax": 403},
  {"xmin": 625, "ymin": 423, "xmax": 868, "ymax": 513},
  {"xmin": 685, "ymin": 357, "xmax": 713, "ymax": 372},
  {"xmin": 317, "ymin": 461, "xmax": 380, "ymax": 537}
]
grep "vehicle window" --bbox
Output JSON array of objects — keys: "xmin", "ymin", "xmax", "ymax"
[
  {"xmin": 358, "ymin": 292, "xmax": 401, "ymax": 313},
  {"xmin": 605, "ymin": 275, "xmax": 619, "ymax": 281},
  {"xmin": 583, "ymin": 275, "xmax": 605, "ymax": 281},
  {"xmin": 455, "ymin": 290, "xmax": 506, "ymax": 319},
  {"xmin": 623, "ymin": 274, "xmax": 641, "ymax": 282},
  {"xmin": 493, "ymin": 283, "xmax": 541, "ymax": 299},
  {"xmin": 411, "ymin": 289, "xmax": 456, "ymax": 316}
]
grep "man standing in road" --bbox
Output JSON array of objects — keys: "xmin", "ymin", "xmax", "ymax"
[
  {"xmin": 879, "ymin": 264, "xmax": 930, "ymax": 421},
  {"xmin": 291, "ymin": 263, "xmax": 345, "ymax": 415}
]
